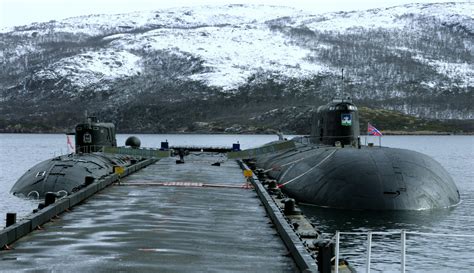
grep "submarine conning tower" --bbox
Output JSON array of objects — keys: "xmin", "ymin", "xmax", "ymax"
[
  {"xmin": 75, "ymin": 116, "xmax": 117, "ymax": 153},
  {"xmin": 311, "ymin": 98, "xmax": 360, "ymax": 146}
]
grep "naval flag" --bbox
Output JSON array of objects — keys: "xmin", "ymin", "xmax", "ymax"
[
  {"xmin": 367, "ymin": 123, "xmax": 383, "ymax": 136},
  {"xmin": 66, "ymin": 134, "xmax": 75, "ymax": 153}
]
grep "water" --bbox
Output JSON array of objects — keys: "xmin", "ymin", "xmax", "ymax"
[{"xmin": 0, "ymin": 134, "xmax": 473, "ymax": 272}]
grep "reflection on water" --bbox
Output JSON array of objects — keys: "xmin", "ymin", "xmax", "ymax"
[
  {"xmin": 301, "ymin": 205, "xmax": 454, "ymax": 233},
  {"xmin": 301, "ymin": 191, "xmax": 473, "ymax": 271}
]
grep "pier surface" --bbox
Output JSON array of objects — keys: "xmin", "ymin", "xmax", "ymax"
[{"xmin": 1, "ymin": 154, "xmax": 298, "ymax": 272}]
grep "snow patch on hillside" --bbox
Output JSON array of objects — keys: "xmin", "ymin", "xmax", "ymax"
[
  {"xmin": 298, "ymin": 2, "xmax": 474, "ymax": 33},
  {"xmin": 111, "ymin": 25, "xmax": 331, "ymax": 90},
  {"xmin": 34, "ymin": 50, "xmax": 142, "ymax": 89},
  {"xmin": 413, "ymin": 54, "xmax": 473, "ymax": 88},
  {"xmin": 0, "ymin": 26, "xmax": 14, "ymax": 34},
  {"xmin": 0, "ymin": 43, "xmax": 39, "ymax": 63},
  {"xmin": 8, "ymin": 5, "xmax": 304, "ymax": 37}
]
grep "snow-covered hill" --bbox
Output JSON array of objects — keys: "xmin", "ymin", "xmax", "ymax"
[
  {"xmin": 32, "ymin": 49, "xmax": 142, "ymax": 90},
  {"xmin": 294, "ymin": 2, "xmax": 473, "ymax": 32},
  {"xmin": 0, "ymin": 3, "xmax": 473, "ymax": 132}
]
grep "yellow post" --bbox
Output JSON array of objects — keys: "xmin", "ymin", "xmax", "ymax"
[
  {"xmin": 243, "ymin": 170, "xmax": 253, "ymax": 189},
  {"xmin": 113, "ymin": 166, "xmax": 125, "ymax": 175}
]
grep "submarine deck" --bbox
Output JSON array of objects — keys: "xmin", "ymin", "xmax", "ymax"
[{"xmin": 1, "ymin": 154, "xmax": 299, "ymax": 272}]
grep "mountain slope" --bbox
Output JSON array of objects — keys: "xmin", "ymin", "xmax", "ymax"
[{"xmin": 0, "ymin": 3, "xmax": 472, "ymax": 133}]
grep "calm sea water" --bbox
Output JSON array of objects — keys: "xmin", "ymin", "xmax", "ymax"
[{"xmin": 0, "ymin": 134, "xmax": 472, "ymax": 272}]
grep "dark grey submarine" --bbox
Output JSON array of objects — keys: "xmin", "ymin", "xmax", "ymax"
[
  {"xmin": 11, "ymin": 117, "xmax": 140, "ymax": 198},
  {"xmin": 252, "ymin": 99, "xmax": 460, "ymax": 210}
]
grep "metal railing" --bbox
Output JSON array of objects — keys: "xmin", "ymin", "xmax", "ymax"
[{"xmin": 334, "ymin": 230, "xmax": 474, "ymax": 273}]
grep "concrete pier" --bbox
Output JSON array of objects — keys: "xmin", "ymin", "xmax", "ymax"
[{"xmin": 1, "ymin": 154, "xmax": 304, "ymax": 272}]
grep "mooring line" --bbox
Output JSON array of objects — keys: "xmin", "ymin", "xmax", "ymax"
[
  {"xmin": 264, "ymin": 156, "xmax": 307, "ymax": 173},
  {"xmin": 279, "ymin": 149, "xmax": 337, "ymax": 188},
  {"xmin": 119, "ymin": 181, "xmax": 252, "ymax": 189}
]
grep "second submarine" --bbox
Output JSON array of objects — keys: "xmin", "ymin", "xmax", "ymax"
[{"xmin": 250, "ymin": 99, "xmax": 460, "ymax": 210}]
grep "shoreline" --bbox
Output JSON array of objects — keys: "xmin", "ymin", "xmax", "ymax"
[{"xmin": 0, "ymin": 131, "xmax": 473, "ymax": 136}]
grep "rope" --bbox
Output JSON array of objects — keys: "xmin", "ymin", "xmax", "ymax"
[
  {"xmin": 118, "ymin": 181, "xmax": 251, "ymax": 189},
  {"xmin": 263, "ymin": 157, "xmax": 307, "ymax": 173},
  {"xmin": 279, "ymin": 149, "xmax": 337, "ymax": 188}
]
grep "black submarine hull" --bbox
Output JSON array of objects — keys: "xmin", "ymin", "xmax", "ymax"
[
  {"xmin": 10, "ymin": 117, "xmax": 146, "ymax": 198},
  {"xmin": 10, "ymin": 153, "xmax": 134, "ymax": 198},
  {"xmin": 255, "ymin": 142, "xmax": 460, "ymax": 210}
]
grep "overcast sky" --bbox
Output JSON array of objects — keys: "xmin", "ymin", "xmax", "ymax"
[{"xmin": 0, "ymin": 0, "xmax": 467, "ymax": 29}]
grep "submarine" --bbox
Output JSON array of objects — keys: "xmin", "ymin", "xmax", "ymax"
[
  {"xmin": 11, "ymin": 117, "xmax": 143, "ymax": 198},
  {"xmin": 251, "ymin": 98, "xmax": 460, "ymax": 210}
]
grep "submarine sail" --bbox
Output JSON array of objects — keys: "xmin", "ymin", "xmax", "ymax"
[{"xmin": 311, "ymin": 98, "xmax": 359, "ymax": 146}]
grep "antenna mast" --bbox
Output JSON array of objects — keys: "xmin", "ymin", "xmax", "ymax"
[{"xmin": 341, "ymin": 68, "xmax": 344, "ymax": 99}]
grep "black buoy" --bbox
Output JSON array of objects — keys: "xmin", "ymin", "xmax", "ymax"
[
  {"xmin": 267, "ymin": 180, "xmax": 281, "ymax": 195},
  {"xmin": 45, "ymin": 192, "xmax": 57, "ymax": 206},
  {"xmin": 176, "ymin": 148, "xmax": 185, "ymax": 164},
  {"xmin": 125, "ymin": 136, "xmax": 141, "ymax": 148},
  {"xmin": 160, "ymin": 141, "xmax": 169, "ymax": 150},
  {"xmin": 283, "ymin": 198, "xmax": 301, "ymax": 215},
  {"xmin": 292, "ymin": 222, "xmax": 300, "ymax": 230},
  {"xmin": 268, "ymin": 180, "xmax": 277, "ymax": 189},
  {"xmin": 315, "ymin": 239, "xmax": 333, "ymax": 273},
  {"xmin": 6, "ymin": 213, "xmax": 16, "ymax": 227},
  {"xmin": 284, "ymin": 198, "xmax": 296, "ymax": 215},
  {"xmin": 84, "ymin": 176, "xmax": 94, "ymax": 186},
  {"xmin": 232, "ymin": 143, "xmax": 241, "ymax": 151}
]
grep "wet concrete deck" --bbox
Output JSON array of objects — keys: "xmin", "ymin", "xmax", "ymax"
[{"xmin": 1, "ymin": 153, "xmax": 298, "ymax": 272}]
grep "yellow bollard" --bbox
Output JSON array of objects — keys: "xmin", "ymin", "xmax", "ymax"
[
  {"xmin": 113, "ymin": 166, "xmax": 125, "ymax": 175},
  {"xmin": 243, "ymin": 170, "xmax": 253, "ymax": 178}
]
